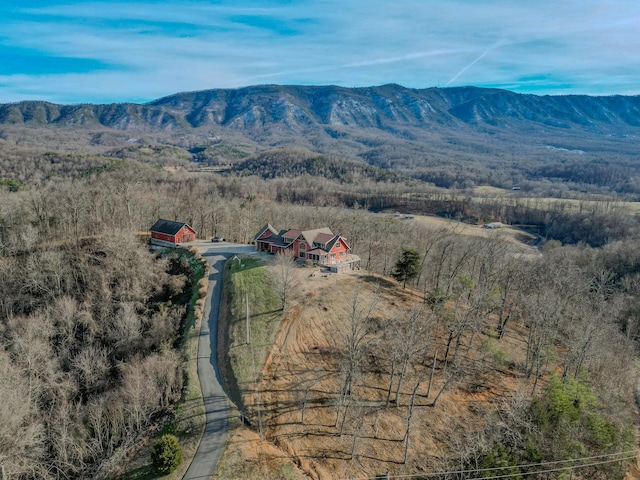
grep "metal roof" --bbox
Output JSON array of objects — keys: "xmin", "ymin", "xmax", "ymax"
[{"xmin": 150, "ymin": 219, "xmax": 192, "ymax": 235}]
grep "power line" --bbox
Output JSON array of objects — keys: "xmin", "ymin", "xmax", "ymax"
[
  {"xmin": 462, "ymin": 455, "xmax": 637, "ymax": 480},
  {"xmin": 341, "ymin": 449, "xmax": 638, "ymax": 480}
]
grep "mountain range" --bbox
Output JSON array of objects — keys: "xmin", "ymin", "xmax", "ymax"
[
  {"xmin": 1, "ymin": 84, "xmax": 639, "ymax": 192},
  {"xmin": 2, "ymin": 84, "xmax": 640, "ymax": 132}
]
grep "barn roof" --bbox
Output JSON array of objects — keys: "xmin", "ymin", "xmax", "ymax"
[{"xmin": 150, "ymin": 219, "xmax": 192, "ymax": 235}]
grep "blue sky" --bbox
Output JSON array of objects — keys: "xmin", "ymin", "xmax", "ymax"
[{"xmin": 1, "ymin": 0, "xmax": 639, "ymax": 103}]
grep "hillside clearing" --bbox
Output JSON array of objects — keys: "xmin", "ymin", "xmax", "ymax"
[
  {"xmin": 410, "ymin": 214, "xmax": 537, "ymax": 247},
  {"xmin": 218, "ymin": 268, "xmax": 543, "ymax": 479}
]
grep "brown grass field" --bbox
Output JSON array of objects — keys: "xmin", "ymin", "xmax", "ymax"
[
  {"xmin": 471, "ymin": 186, "xmax": 640, "ymax": 215},
  {"xmin": 411, "ymin": 214, "xmax": 537, "ymax": 249}
]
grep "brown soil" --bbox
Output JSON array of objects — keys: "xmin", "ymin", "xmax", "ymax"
[
  {"xmin": 224, "ymin": 270, "xmax": 542, "ymax": 479},
  {"xmin": 627, "ymin": 459, "xmax": 640, "ymax": 480},
  {"xmin": 213, "ymin": 424, "xmax": 301, "ymax": 480}
]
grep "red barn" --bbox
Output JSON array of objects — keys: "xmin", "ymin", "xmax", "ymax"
[{"xmin": 150, "ymin": 219, "xmax": 196, "ymax": 246}]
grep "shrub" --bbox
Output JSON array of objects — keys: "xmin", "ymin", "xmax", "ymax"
[
  {"xmin": 478, "ymin": 444, "xmax": 521, "ymax": 478},
  {"xmin": 151, "ymin": 434, "xmax": 183, "ymax": 475}
]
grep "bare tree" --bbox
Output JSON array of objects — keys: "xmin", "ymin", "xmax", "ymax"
[
  {"xmin": 0, "ymin": 349, "xmax": 48, "ymax": 479},
  {"xmin": 521, "ymin": 288, "xmax": 562, "ymax": 393},
  {"xmin": 336, "ymin": 283, "xmax": 379, "ymax": 433},
  {"xmin": 403, "ymin": 372, "xmax": 427, "ymax": 464},
  {"xmin": 72, "ymin": 346, "xmax": 111, "ymax": 395},
  {"xmin": 270, "ymin": 251, "xmax": 297, "ymax": 311},
  {"xmin": 389, "ymin": 306, "xmax": 431, "ymax": 406}
]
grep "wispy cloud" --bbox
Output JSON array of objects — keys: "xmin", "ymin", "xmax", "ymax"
[{"xmin": 0, "ymin": 0, "xmax": 639, "ymax": 103}]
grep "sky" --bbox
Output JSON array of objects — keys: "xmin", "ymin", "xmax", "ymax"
[{"xmin": 1, "ymin": 0, "xmax": 639, "ymax": 104}]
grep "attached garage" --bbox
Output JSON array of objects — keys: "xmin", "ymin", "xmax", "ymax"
[{"xmin": 150, "ymin": 219, "xmax": 197, "ymax": 246}]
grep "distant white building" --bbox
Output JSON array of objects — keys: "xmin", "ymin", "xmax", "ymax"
[{"xmin": 482, "ymin": 222, "xmax": 504, "ymax": 229}]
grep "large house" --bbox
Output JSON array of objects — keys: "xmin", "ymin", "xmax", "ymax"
[
  {"xmin": 254, "ymin": 224, "xmax": 356, "ymax": 268},
  {"xmin": 150, "ymin": 219, "xmax": 196, "ymax": 246}
]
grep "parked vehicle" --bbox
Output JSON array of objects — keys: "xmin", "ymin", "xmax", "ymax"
[{"xmin": 211, "ymin": 236, "xmax": 224, "ymax": 242}]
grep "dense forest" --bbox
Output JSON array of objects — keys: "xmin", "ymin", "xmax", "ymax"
[{"xmin": 0, "ymin": 232, "xmax": 201, "ymax": 478}]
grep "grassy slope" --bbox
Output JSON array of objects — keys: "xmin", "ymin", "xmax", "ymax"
[{"xmin": 214, "ymin": 255, "xmax": 304, "ymax": 479}]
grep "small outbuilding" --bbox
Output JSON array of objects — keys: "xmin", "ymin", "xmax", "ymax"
[{"xmin": 150, "ymin": 219, "xmax": 196, "ymax": 246}]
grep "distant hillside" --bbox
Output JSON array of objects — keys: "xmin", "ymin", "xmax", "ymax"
[
  {"xmin": 2, "ymin": 84, "xmax": 640, "ymax": 196},
  {"xmin": 3, "ymin": 84, "xmax": 639, "ymax": 133},
  {"xmin": 229, "ymin": 148, "xmax": 407, "ymax": 184}
]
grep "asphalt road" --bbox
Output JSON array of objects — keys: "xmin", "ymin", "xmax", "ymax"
[{"xmin": 182, "ymin": 241, "xmax": 256, "ymax": 480}]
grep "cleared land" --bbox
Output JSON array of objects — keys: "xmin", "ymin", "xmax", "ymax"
[
  {"xmin": 215, "ymin": 265, "xmax": 544, "ymax": 479},
  {"xmin": 471, "ymin": 186, "xmax": 640, "ymax": 215},
  {"xmin": 409, "ymin": 214, "xmax": 537, "ymax": 247}
]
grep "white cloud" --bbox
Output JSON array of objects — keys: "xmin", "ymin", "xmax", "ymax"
[{"xmin": 1, "ymin": 0, "xmax": 639, "ymax": 102}]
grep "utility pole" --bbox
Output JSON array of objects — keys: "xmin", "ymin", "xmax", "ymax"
[{"xmin": 246, "ymin": 292, "xmax": 250, "ymax": 344}]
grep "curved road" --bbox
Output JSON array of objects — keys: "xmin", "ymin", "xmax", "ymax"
[{"xmin": 182, "ymin": 241, "xmax": 255, "ymax": 480}]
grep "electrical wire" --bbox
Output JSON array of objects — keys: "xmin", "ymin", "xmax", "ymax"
[{"xmin": 341, "ymin": 449, "xmax": 639, "ymax": 480}]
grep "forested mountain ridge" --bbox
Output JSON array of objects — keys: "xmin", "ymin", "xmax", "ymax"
[
  {"xmin": 228, "ymin": 148, "xmax": 409, "ymax": 184},
  {"xmin": 152, "ymin": 84, "xmax": 640, "ymax": 132},
  {"xmin": 3, "ymin": 84, "xmax": 640, "ymax": 133},
  {"xmin": 3, "ymin": 84, "xmax": 640, "ymax": 195}
]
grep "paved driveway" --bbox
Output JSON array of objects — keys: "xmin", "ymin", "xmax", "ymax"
[{"xmin": 182, "ymin": 242, "xmax": 255, "ymax": 480}]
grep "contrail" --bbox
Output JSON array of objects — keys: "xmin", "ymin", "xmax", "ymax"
[
  {"xmin": 252, "ymin": 49, "xmax": 458, "ymax": 80},
  {"xmin": 344, "ymin": 49, "xmax": 458, "ymax": 68},
  {"xmin": 445, "ymin": 41, "xmax": 504, "ymax": 87}
]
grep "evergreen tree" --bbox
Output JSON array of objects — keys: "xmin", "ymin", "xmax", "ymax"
[
  {"xmin": 151, "ymin": 434, "xmax": 182, "ymax": 475},
  {"xmin": 392, "ymin": 248, "xmax": 421, "ymax": 289}
]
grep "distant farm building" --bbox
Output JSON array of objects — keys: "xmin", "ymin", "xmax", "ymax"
[
  {"xmin": 150, "ymin": 219, "xmax": 196, "ymax": 246},
  {"xmin": 391, "ymin": 211, "xmax": 414, "ymax": 220},
  {"xmin": 482, "ymin": 222, "xmax": 504, "ymax": 229},
  {"xmin": 254, "ymin": 224, "xmax": 360, "ymax": 270}
]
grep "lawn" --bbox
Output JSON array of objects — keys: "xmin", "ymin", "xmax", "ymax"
[{"xmin": 221, "ymin": 256, "xmax": 281, "ymax": 410}]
